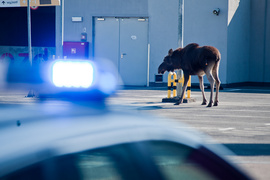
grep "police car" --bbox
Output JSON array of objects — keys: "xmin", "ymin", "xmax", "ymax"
[{"xmin": 0, "ymin": 59, "xmax": 251, "ymax": 180}]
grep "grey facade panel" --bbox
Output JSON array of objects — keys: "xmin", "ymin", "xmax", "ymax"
[
  {"xmin": 148, "ymin": 0, "xmax": 179, "ymax": 83},
  {"xmin": 64, "ymin": 0, "xmax": 148, "ymax": 56},
  {"xmin": 184, "ymin": 0, "xmax": 228, "ymax": 84},
  {"xmin": 227, "ymin": 0, "xmax": 250, "ymax": 84},
  {"xmin": 250, "ymin": 0, "xmax": 270, "ymax": 83},
  {"xmin": 64, "ymin": 0, "xmax": 179, "ymax": 85},
  {"xmin": 62, "ymin": 0, "xmax": 270, "ymax": 85}
]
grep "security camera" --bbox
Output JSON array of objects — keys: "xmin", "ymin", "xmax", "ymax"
[{"xmin": 213, "ymin": 8, "xmax": 220, "ymax": 16}]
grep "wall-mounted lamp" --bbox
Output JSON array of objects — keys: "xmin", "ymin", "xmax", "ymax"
[
  {"xmin": 213, "ymin": 8, "xmax": 220, "ymax": 16},
  {"xmin": 72, "ymin": 17, "xmax": 83, "ymax": 22},
  {"xmin": 97, "ymin": 17, "xmax": 105, "ymax": 21},
  {"xmin": 138, "ymin": 18, "xmax": 146, "ymax": 22}
]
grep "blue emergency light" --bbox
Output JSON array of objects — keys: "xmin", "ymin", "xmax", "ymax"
[
  {"xmin": 52, "ymin": 61, "xmax": 94, "ymax": 88},
  {"xmin": 5, "ymin": 58, "xmax": 118, "ymax": 101}
]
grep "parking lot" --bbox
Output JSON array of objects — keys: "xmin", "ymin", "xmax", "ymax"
[
  {"xmin": 1, "ymin": 87, "xmax": 270, "ymax": 179},
  {"xmin": 107, "ymin": 87, "xmax": 270, "ymax": 180}
]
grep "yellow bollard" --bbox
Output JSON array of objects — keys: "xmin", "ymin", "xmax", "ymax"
[
  {"xmin": 172, "ymin": 73, "xmax": 177, "ymax": 97},
  {"xmin": 187, "ymin": 77, "xmax": 191, "ymax": 98},
  {"xmin": 163, "ymin": 73, "xmax": 194, "ymax": 103},
  {"xmin": 167, "ymin": 72, "xmax": 177, "ymax": 98},
  {"xmin": 167, "ymin": 72, "xmax": 172, "ymax": 98},
  {"xmin": 178, "ymin": 75, "xmax": 191, "ymax": 99},
  {"xmin": 167, "ymin": 75, "xmax": 171, "ymax": 98}
]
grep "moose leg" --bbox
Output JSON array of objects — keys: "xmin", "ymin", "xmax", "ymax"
[
  {"xmin": 198, "ymin": 76, "xmax": 207, "ymax": 105},
  {"xmin": 174, "ymin": 74, "xmax": 189, "ymax": 105},
  {"xmin": 205, "ymin": 71, "xmax": 215, "ymax": 107},
  {"xmin": 212, "ymin": 62, "xmax": 221, "ymax": 106}
]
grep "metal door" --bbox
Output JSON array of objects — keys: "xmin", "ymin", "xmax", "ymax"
[
  {"xmin": 94, "ymin": 17, "xmax": 148, "ymax": 86},
  {"xmin": 93, "ymin": 18, "xmax": 120, "ymax": 69}
]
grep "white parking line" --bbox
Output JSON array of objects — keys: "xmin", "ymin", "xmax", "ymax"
[
  {"xmin": 225, "ymin": 89, "xmax": 242, "ymax": 92},
  {"xmin": 235, "ymin": 161, "xmax": 270, "ymax": 164},
  {"xmin": 194, "ymin": 114, "xmax": 269, "ymax": 119},
  {"xmin": 219, "ymin": 127, "xmax": 235, "ymax": 131}
]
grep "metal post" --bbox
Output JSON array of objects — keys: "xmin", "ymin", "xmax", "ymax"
[
  {"xmin": 178, "ymin": 0, "xmax": 184, "ymax": 48},
  {"xmin": 62, "ymin": 0, "xmax": 64, "ymax": 49},
  {"xmin": 177, "ymin": 0, "xmax": 184, "ymax": 97},
  {"xmin": 147, "ymin": 43, "xmax": 150, "ymax": 87},
  {"xmin": 26, "ymin": 0, "xmax": 35, "ymax": 97},
  {"xmin": 27, "ymin": 0, "xmax": 32, "ymax": 65},
  {"xmin": 56, "ymin": 0, "xmax": 64, "ymax": 59}
]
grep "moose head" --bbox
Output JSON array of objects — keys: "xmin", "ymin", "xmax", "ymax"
[
  {"xmin": 158, "ymin": 48, "xmax": 183, "ymax": 74},
  {"xmin": 158, "ymin": 49, "xmax": 174, "ymax": 74}
]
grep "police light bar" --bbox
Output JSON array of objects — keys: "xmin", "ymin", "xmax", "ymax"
[
  {"xmin": 4, "ymin": 58, "xmax": 118, "ymax": 101},
  {"xmin": 52, "ymin": 61, "xmax": 94, "ymax": 88}
]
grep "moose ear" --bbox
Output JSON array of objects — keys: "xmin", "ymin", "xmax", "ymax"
[{"xmin": 168, "ymin": 49, "xmax": 173, "ymax": 56}]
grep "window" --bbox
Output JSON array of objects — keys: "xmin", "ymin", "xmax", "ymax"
[
  {"xmin": 2, "ymin": 141, "xmax": 219, "ymax": 180},
  {"xmin": 146, "ymin": 141, "xmax": 216, "ymax": 180},
  {"xmin": 76, "ymin": 151, "xmax": 122, "ymax": 180}
]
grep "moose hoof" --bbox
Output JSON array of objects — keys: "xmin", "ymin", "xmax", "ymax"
[
  {"xmin": 206, "ymin": 103, "xmax": 212, "ymax": 107},
  {"xmin": 214, "ymin": 102, "xmax": 218, "ymax": 106},
  {"xmin": 201, "ymin": 101, "xmax": 207, "ymax": 105},
  {"xmin": 174, "ymin": 102, "xmax": 180, "ymax": 105}
]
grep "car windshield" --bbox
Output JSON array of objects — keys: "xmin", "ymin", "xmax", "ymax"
[{"xmin": 3, "ymin": 141, "xmax": 216, "ymax": 180}]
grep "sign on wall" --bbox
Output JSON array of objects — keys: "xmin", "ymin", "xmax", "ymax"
[
  {"xmin": 0, "ymin": 46, "xmax": 56, "ymax": 63},
  {"xmin": 0, "ymin": 0, "xmax": 60, "ymax": 7}
]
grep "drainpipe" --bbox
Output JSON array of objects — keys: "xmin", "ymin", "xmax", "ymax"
[
  {"xmin": 178, "ymin": 0, "xmax": 184, "ymax": 48},
  {"xmin": 56, "ymin": 0, "xmax": 64, "ymax": 59},
  {"xmin": 26, "ymin": 0, "xmax": 35, "ymax": 97},
  {"xmin": 27, "ymin": 0, "xmax": 32, "ymax": 65},
  {"xmin": 177, "ymin": 0, "xmax": 184, "ymax": 97}
]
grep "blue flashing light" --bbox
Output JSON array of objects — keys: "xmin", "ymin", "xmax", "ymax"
[{"xmin": 52, "ymin": 61, "xmax": 94, "ymax": 88}]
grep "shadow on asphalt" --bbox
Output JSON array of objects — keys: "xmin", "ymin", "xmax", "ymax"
[
  {"xmin": 223, "ymin": 144, "xmax": 270, "ymax": 156},
  {"xmin": 136, "ymin": 105, "xmax": 195, "ymax": 110},
  {"xmin": 119, "ymin": 86, "xmax": 270, "ymax": 94}
]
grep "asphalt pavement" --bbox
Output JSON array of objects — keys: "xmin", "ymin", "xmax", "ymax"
[
  {"xmin": 107, "ymin": 86, "xmax": 270, "ymax": 180},
  {"xmin": 1, "ymin": 87, "xmax": 270, "ymax": 179}
]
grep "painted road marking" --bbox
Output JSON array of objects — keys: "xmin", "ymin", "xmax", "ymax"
[
  {"xmin": 193, "ymin": 114, "xmax": 269, "ymax": 119},
  {"xmin": 234, "ymin": 161, "xmax": 270, "ymax": 164},
  {"xmin": 219, "ymin": 127, "xmax": 235, "ymax": 131}
]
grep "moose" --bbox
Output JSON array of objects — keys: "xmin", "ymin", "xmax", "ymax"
[{"xmin": 158, "ymin": 43, "xmax": 221, "ymax": 107}]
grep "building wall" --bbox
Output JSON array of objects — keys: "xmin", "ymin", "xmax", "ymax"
[
  {"xmin": 227, "ymin": 0, "xmax": 250, "ymax": 84},
  {"xmin": 148, "ymin": 0, "xmax": 179, "ymax": 82},
  {"xmin": 265, "ymin": 0, "xmax": 270, "ymax": 83},
  {"xmin": 250, "ymin": 0, "xmax": 270, "ymax": 83},
  {"xmin": 63, "ymin": 0, "xmax": 179, "ymax": 84},
  {"xmin": 62, "ymin": 0, "xmax": 270, "ymax": 86},
  {"xmin": 183, "ymin": 0, "xmax": 228, "ymax": 84},
  {"xmin": 64, "ymin": 0, "xmax": 148, "ymax": 57}
]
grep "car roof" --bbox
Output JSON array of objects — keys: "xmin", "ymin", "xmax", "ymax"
[{"xmin": 0, "ymin": 101, "xmax": 224, "ymax": 177}]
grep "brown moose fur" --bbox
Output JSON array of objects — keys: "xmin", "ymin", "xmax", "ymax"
[{"xmin": 158, "ymin": 43, "xmax": 221, "ymax": 107}]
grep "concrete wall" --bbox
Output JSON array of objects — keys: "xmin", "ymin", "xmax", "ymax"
[
  {"xmin": 148, "ymin": 0, "xmax": 179, "ymax": 82},
  {"xmin": 227, "ymin": 0, "xmax": 250, "ymax": 84},
  {"xmin": 62, "ymin": 0, "xmax": 270, "ymax": 86},
  {"xmin": 64, "ymin": 0, "xmax": 148, "ymax": 57},
  {"xmin": 184, "ymin": 0, "xmax": 228, "ymax": 84},
  {"xmin": 265, "ymin": 0, "xmax": 270, "ymax": 83},
  {"xmin": 63, "ymin": 0, "xmax": 179, "ymax": 83},
  {"xmin": 250, "ymin": 0, "xmax": 270, "ymax": 83}
]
